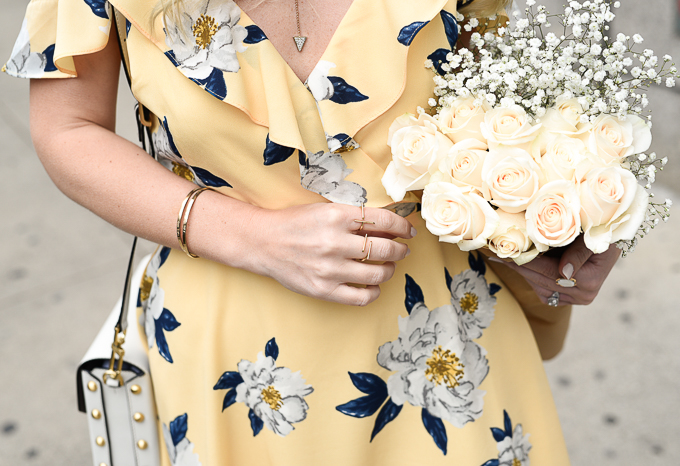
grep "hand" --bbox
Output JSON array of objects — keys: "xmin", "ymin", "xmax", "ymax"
[
  {"xmin": 250, "ymin": 203, "xmax": 415, "ymax": 306},
  {"xmin": 489, "ymin": 235, "xmax": 621, "ymax": 306}
]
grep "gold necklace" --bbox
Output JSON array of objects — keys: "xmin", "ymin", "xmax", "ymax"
[{"xmin": 293, "ymin": 0, "xmax": 307, "ymax": 52}]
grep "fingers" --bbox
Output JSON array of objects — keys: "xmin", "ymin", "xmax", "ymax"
[
  {"xmin": 327, "ymin": 284, "xmax": 382, "ymax": 307},
  {"xmin": 346, "ymin": 235, "xmax": 410, "ymax": 262},
  {"xmin": 558, "ymin": 235, "xmax": 593, "ymax": 280},
  {"xmin": 347, "ymin": 206, "xmax": 416, "ymax": 239}
]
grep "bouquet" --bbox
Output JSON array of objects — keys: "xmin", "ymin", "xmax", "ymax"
[{"xmin": 382, "ymin": 0, "xmax": 675, "ymax": 264}]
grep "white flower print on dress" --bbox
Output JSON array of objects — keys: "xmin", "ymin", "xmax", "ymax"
[
  {"xmin": 162, "ymin": 414, "xmax": 202, "ymax": 466},
  {"xmin": 164, "ymin": 0, "xmax": 247, "ymax": 80},
  {"xmin": 307, "ymin": 60, "xmax": 336, "ymax": 101},
  {"xmin": 3, "ymin": 19, "xmax": 54, "ymax": 78},
  {"xmin": 482, "ymin": 411, "xmax": 532, "ymax": 466},
  {"xmin": 449, "ymin": 268, "xmax": 497, "ymax": 340},
  {"xmin": 299, "ymin": 150, "xmax": 367, "ymax": 206},
  {"xmin": 377, "ymin": 302, "xmax": 489, "ymax": 429},
  {"xmin": 139, "ymin": 247, "xmax": 181, "ymax": 363},
  {"xmin": 214, "ymin": 339, "xmax": 314, "ymax": 438}
]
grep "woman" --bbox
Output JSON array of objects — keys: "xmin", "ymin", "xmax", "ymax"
[{"xmin": 5, "ymin": 0, "xmax": 620, "ymax": 464}]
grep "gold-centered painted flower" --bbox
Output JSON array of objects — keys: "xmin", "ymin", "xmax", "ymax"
[
  {"xmin": 192, "ymin": 14, "xmax": 220, "ymax": 49},
  {"xmin": 425, "ymin": 346, "xmax": 465, "ymax": 389},
  {"xmin": 139, "ymin": 274, "xmax": 154, "ymax": 302},
  {"xmin": 512, "ymin": 459, "xmax": 522, "ymax": 466},
  {"xmin": 172, "ymin": 162, "xmax": 195, "ymax": 182},
  {"xmin": 460, "ymin": 292, "xmax": 479, "ymax": 314},
  {"xmin": 261, "ymin": 385, "xmax": 283, "ymax": 411}
]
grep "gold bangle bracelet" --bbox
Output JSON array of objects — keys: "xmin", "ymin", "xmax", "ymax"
[{"xmin": 177, "ymin": 186, "xmax": 214, "ymax": 258}]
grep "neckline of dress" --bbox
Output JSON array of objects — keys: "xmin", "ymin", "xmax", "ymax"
[{"xmin": 236, "ymin": 0, "xmax": 361, "ymax": 85}]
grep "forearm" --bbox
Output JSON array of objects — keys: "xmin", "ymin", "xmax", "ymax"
[{"xmin": 29, "ymin": 98, "xmax": 261, "ymax": 270}]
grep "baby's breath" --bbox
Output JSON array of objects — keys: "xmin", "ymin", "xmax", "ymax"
[{"xmin": 430, "ymin": 0, "xmax": 675, "ymax": 255}]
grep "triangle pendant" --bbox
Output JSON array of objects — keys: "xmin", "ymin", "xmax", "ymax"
[{"xmin": 293, "ymin": 36, "xmax": 307, "ymax": 52}]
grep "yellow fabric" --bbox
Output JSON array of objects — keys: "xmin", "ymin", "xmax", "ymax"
[{"xmin": 6, "ymin": 0, "xmax": 572, "ymax": 464}]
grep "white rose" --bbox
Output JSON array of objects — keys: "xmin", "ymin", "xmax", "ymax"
[
  {"xmin": 433, "ymin": 138, "xmax": 488, "ymax": 193},
  {"xmin": 480, "ymin": 105, "xmax": 542, "ymax": 147},
  {"xmin": 437, "ymin": 97, "xmax": 491, "ymax": 144},
  {"xmin": 583, "ymin": 114, "xmax": 652, "ymax": 164},
  {"xmin": 525, "ymin": 180, "xmax": 582, "ymax": 250},
  {"xmin": 481, "ymin": 147, "xmax": 543, "ymax": 214},
  {"xmin": 489, "ymin": 211, "xmax": 539, "ymax": 264},
  {"xmin": 540, "ymin": 134, "xmax": 597, "ymax": 183},
  {"xmin": 579, "ymin": 166, "xmax": 649, "ymax": 253},
  {"xmin": 536, "ymin": 99, "xmax": 591, "ymax": 154},
  {"xmin": 382, "ymin": 113, "xmax": 453, "ymax": 202},
  {"xmin": 422, "ymin": 182, "xmax": 500, "ymax": 251}
]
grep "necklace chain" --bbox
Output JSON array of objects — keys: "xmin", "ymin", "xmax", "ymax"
[
  {"xmin": 295, "ymin": 0, "xmax": 301, "ymax": 37},
  {"xmin": 293, "ymin": 0, "xmax": 307, "ymax": 52}
]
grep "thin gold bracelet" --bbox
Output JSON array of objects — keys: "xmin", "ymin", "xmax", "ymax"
[{"xmin": 177, "ymin": 186, "xmax": 214, "ymax": 258}]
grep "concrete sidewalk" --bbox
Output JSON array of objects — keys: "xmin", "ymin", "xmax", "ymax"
[{"xmin": 0, "ymin": 1, "xmax": 678, "ymax": 465}]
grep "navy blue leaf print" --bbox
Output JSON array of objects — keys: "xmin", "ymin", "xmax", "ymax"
[
  {"xmin": 155, "ymin": 323, "xmax": 173, "ymax": 363},
  {"xmin": 161, "ymin": 118, "xmax": 182, "ymax": 158},
  {"xmin": 169, "ymin": 413, "xmax": 188, "ymax": 446},
  {"xmin": 445, "ymin": 268, "xmax": 453, "ymax": 291},
  {"xmin": 503, "ymin": 410, "xmax": 513, "ymax": 437},
  {"xmin": 84, "ymin": 0, "xmax": 109, "ymax": 19},
  {"xmin": 248, "ymin": 409, "xmax": 264, "ymax": 436},
  {"xmin": 427, "ymin": 48, "xmax": 450, "ymax": 75},
  {"xmin": 489, "ymin": 283, "xmax": 501, "ymax": 296},
  {"xmin": 205, "ymin": 68, "xmax": 228, "ymax": 100},
  {"xmin": 165, "ymin": 50, "xmax": 179, "ymax": 66},
  {"xmin": 398, "ymin": 21, "xmax": 430, "ymax": 46},
  {"xmin": 213, "ymin": 371, "xmax": 244, "ymax": 390},
  {"xmin": 263, "ymin": 135, "xmax": 296, "ymax": 165},
  {"xmin": 244, "ymin": 25, "xmax": 267, "ymax": 44},
  {"xmin": 333, "ymin": 133, "xmax": 351, "ymax": 145},
  {"xmin": 336, "ymin": 393, "xmax": 387, "ymax": 418},
  {"xmin": 348, "ymin": 372, "xmax": 388, "ymax": 396},
  {"xmin": 194, "ymin": 68, "xmax": 228, "ymax": 100},
  {"xmin": 137, "ymin": 290, "xmax": 142, "ymax": 308},
  {"xmin": 159, "ymin": 246, "xmax": 172, "ymax": 267},
  {"xmin": 222, "ymin": 389, "xmax": 238, "ymax": 411},
  {"xmin": 404, "ymin": 274, "xmax": 425, "ymax": 314},
  {"xmin": 327, "ymin": 77, "xmax": 369, "ymax": 104},
  {"xmin": 191, "ymin": 166, "xmax": 233, "ymax": 188},
  {"xmin": 440, "ymin": 10, "xmax": 459, "ymax": 50},
  {"xmin": 468, "ymin": 251, "xmax": 486, "ymax": 275},
  {"xmin": 42, "ymin": 45, "xmax": 57, "ymax": 72},
  {"xmin": 370, "ymin": 399, "xmax": 403, "ymax": 441},
  {"xmin": 298, "ymin": 149, "xmax": 308, "ymax": 167},
  {"xmin": 265, "ymin": 338, "xmax": 279, "ymax": 360},
  {"xmin": 421, "ymin": 409, "xmax": 447, "ymax": 455},
  {"xmin": 491, "ymin": 427, "xmax": 508, "ymax": 442},
  {"xmin": 481, "ymin": 460, "xmax": 500, "ymax": 466},
  {"xmin": 158, "ymin": 308, "xmax": 181, "ymax": 331},
  {"xmin": 126, "ymin": 19, "xmax": 131, "ymax": 36}
]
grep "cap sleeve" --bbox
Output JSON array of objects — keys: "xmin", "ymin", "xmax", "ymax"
[{"xmin": 3, "ymin": 0, "xmax": 112, "ymax": 79}]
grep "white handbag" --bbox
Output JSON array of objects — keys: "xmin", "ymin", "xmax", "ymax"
[{"xmin": 76, "ymin": 246, "xmax": 162, "ymax": 466}]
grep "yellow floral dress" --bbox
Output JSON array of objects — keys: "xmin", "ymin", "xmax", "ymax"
[{"xmin": 5, "ymin": 0, "xmax": 572, "ymax": 464}]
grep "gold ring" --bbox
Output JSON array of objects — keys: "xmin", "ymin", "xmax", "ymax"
[
  {"xmin": 556, "ymin": 278, "xmax": 576, "ymax": 288},
  {"xmin": 354, "ymin": 203, "xmax": 376, "ymax": 231},
  {"xmin": 359, "ymin": 241, "xmax": 373, "ymax": 262},
  {"xmin": 362, "ymin": 234, "xmax": 369, "ymax": 253}
]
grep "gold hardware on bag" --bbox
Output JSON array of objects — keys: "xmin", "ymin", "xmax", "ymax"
[
  {"xmin": 133, "ymin": 413, "xmax": 145, "ymax": 422},
  {"xmin": 138, "ymin": 104, "xmax": 153, "ymax": 128},
  {"xmin": 103, "ymin": 327, "xmax": 126, "ymax": 386},
  {"xmin": 130, "ymin": 385, "xmax": 142, "ymax": 395},
  {"xmin": 96, "ymin": 436, "xmax": 106, "ymax": 447},
  {"xmin": 87, "ymin": 381, "xmax": 98, "ymax": 392},
  {"xmin": 137, "ymin": 440, "xmax": 148, "ymax": 450},
  {"xmin": 91, "ymin": 409, "xmax": 102, "ymax": 420}
]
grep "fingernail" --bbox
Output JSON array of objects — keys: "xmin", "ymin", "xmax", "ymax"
[
  {"xmin": 405, "ymin": 248, "xmax": 411, "ymax": 257},
  {"xmin": 410, "ymin": 227, "xmax": 417, "ymax": 237},
  {"xmin": 562, "ymin": 263, "xmax": 574, "ymax": 279}
]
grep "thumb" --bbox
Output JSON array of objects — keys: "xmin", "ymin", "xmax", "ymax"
[{"xmin": 559, "ymin": 235, "xmax": 593, "ymax": 280}]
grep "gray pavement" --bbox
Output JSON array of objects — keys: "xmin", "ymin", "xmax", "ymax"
[{"xmin": 0, "ymin": 1, "xmax": 678, "ymax": 465}]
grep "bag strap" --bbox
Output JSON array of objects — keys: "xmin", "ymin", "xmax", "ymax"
[{"xmin": 104, "ymin": 9, "xmax": 154, "ymax": 385}]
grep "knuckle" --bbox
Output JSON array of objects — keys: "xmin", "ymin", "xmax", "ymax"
[{"xmin": 324, "ymin": 205, "xmax": 346, "ymax": 226}]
